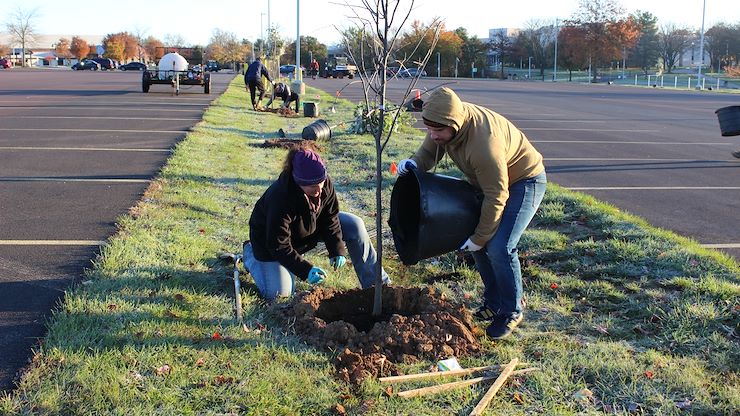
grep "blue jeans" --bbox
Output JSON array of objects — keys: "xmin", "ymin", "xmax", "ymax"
[
  {"xmin": 243, "ymin": 212, "xmax": 390, "ymax": 300},
  {"xmin": 471, "ymin": 171, "xmax": 547, "ymax": 316}
]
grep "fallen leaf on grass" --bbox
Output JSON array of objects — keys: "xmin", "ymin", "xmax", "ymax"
[
  {"xmin": 155, "ymin": 364, "xmax": 171, "ymax": 376},
  {"xmin": 513, "ymin": 392, "xmax": 525, "ymax": 404},
  {"xmin": 332, "ymin": 403, "xmax": 346, "ymax": 415},
  {"xmin": 211, "ymin": 332, "xmax": 222, "ymax": 341},
  {"xmin": 383, "ymin": 386, "xmax": 393, "ymax": 397},
  {"xmin": 549, "ymin": 282, "xmax": 559, "ymax": 290},
  {"xmin": 195, "ymin": 358, "xmax": 205, "ymax": 367},
  {"xmin": 644, "ymin": 370, "xmax": 654, "ymax": 379},
  {"xmin": 174, "ymin": 294, "xmax": 185, "ymax": 301},
  {"xmin": 594, "ymin": 325, "xmax": 609, "ymax": 335},
  {"xmin": 107, "ymin": 304, "xmax": 117, "ymax": 311},
  {"xmin": 389, "ymin": 162, "xmax": 397, "ymax": 175},
  {"xmin": 572, "ymin": 388, "xmax": 594, "ymax": 403},
  {"xmin": 214, "ymin": 375, "xmax": 234, "ymax": 385}
]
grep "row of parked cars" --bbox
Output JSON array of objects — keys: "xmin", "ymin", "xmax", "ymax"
[{"xmin": 71, "ymin": 58, "xmax": 148, "ymax": 71}]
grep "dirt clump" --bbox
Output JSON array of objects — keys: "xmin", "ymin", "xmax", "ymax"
[{"xmin": 284, "ymin": 286, "xmax": 481, "ymax": 384}]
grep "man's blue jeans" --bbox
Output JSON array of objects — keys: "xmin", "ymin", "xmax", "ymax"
[
  {"xmin": 243, "ymin": 212, "xmax": 390, "ymax": 300},
  {"xmin": 471, "ymin": 171, "xmax": 547, "ymax": 316}
]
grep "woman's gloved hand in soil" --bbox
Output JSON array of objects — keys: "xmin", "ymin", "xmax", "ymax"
[
  {"xmin": 329, "ymin": 255, "xmax": 346, "ymax": 271},
  {"xmin": 308, "ymin": 267, "xmax": 327, "ymax": 285}
]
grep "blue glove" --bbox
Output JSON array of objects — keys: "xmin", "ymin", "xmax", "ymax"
[
  {"xmin": 397, "ymin": 159, "xmax": 417, "ymax": 176},
  {"xmin": 308, "ymin": 267, "xmax": 327, "ymax": 285},
  {"xmin": 329, "ymin": 255, "xmax": 346, "ymax": 270}
]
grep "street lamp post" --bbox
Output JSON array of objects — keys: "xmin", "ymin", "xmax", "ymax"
[
  {"xmin": 696, "ymin": 0, "xmax": 706, "ymax": 84},
  {"xmin": 553, "ymin": 18, "xmax": 559, "ymax": 82},
  {"xmin": 437, "ymin": 51, "xmax": 440, "ymax": 77},
  {"xmin": 455, "ymin": 57, "xmax": 459, "ymax": 78},
  {"xmin": 528, "ymin": 56, "xmax": 532, "ymax": 79}
]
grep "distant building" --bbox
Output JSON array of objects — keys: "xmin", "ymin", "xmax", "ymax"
[{"xmin": 0, "ymin": 34, "xmax": 104, "ymax": 67}]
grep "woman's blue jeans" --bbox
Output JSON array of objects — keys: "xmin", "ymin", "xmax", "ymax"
[
  {"xmin": 471, "ymin": 171, "xmax": 547, "ymax": 316},
  {"xmin": 243, "ymin": 212, "xmax": 390, "ymax": 300}
]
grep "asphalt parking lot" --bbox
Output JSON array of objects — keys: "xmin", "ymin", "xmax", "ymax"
[
  {"xmin": 310, "ymin": 76, "xmax": 740, "ymax": 260},
  {"xmin": 0, "ymin": 69, "xmax": 234, "ymax": 391}
]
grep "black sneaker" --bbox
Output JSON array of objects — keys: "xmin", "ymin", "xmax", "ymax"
[
  {"xmin": 486, "ymin": 312, "xmax": 523, "ymax": 339},
  {"xmin": 472, "ymin": 306, "xmax": 497, "ymax": 320}
]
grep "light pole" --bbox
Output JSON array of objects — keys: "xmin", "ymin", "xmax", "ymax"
[
  {"xmin": 553, "ymin": 18, "xmax": 559, "ymax": 82},
  {"xmin": 697, "ymin": 0, "xmax": 706, "ymax": 83},
  {"xmin": 437, "ymin": 51, "xmax": 440, "ymax": 78},
  {"xmin": 260, "ymin": 13, "xmax": 266, "ymax": 56},
  {"xmin": 455, "ymin": 57, "xmax": 459, "ymax": 78},
  {"xmin": 528, "ymin": 56, "xmax": 532, "ymax": 79}
]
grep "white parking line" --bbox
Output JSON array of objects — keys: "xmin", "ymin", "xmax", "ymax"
[
  {"xmin": 0, "ymin": 128, "xmax": 187, "ymax": 133},
  {"xmin": 547, "ymin": 158, "xmax": 700, "ymax": 161},
  {"xmin": 534, "ymin": 140, "xmax": 732, "ymax": 145},
  {"xmin": 0, "ymin": 106, "xmax": 204, "ymax": 113},
  {"xmin": 701, "ymin": 243, "xmax": 740, "ymax": 249},
  {"xmin": 0, "ymin": 100, "xmax": 209, "ymax": 106},
  {"xmin": 0, "ymin": 177, "xmax": 150, "ymax": 183},
  {"xmin": 0, "ymin": 146, "xmax": 170, "ymax": 152},
  {"xmin": 7, "ymin": 116, "xmax": 201, "ymax": 121},
  {"xmin": 525, "ymin": 128, "xmax": 660, "ymax": 132},
  {"xmin": 568, "ymin": 186, "xmax": 740, "ymax": 190},
  {"xmin": 0, "ymin": 240, "xmax": 105, "ymax": 246}
]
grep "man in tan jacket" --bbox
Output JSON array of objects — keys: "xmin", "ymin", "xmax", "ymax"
[{"xmin": 397, "ymin": 87, "xmax": 547, "ymax": 338}]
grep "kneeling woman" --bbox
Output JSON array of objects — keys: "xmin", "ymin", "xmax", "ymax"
[{"xmin": 244, "ymin": 144, "xmax": 390, "ymax": 300}]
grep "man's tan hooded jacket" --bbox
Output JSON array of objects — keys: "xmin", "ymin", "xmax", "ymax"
[{"xmin": 412, "ymin": 87, "xmax": 545, "ymax": 246}]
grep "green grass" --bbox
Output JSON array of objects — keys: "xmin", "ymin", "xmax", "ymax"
[{"xmin": 1, "ymin": 76, "xmax": 738, "ymax": 415}]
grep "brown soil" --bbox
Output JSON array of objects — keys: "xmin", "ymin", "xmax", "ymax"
[
  {"xmin": 259, "ymin": 107, "xmax": 299, "ymax": 117},
  {"xmin": 284, "ymin": 286, "xmax": 481, "ymax": 385}
]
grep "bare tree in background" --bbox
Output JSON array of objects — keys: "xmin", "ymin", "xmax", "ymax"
[
  {"xmin": 5, "ymin": 7, "xmax": 39, "ymax": 67},
  {"xmin": 340, "ymin": 0, "xmax": 442, "ymax": 316},
  {"xmin": 658, "ymin": 24, "xmax": 693, "ymax": 73}
]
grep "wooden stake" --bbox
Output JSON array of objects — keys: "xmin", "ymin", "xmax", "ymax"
[
  {"xmin": 379, "ymin": 365, "xmax": 502, "ymax": 384},
  {"xmin": 469, "ymin": 358, "xmax": 518, "ymax": 416},
  {"xmin": 396, "ymin": 367, "xmax": 538, "ymax": 398}
]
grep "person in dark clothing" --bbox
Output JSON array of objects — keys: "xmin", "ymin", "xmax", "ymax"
[
  {"xmin": 244, "ymin": 143, "xmax": 390, "ymax": 300},
  {"xmin": 266, "ymin": 82, "xmax": 299, "ymax": 112},
  {"xmin": 244, "ymin": 57, "xmax": 273, "ymax": 110}
]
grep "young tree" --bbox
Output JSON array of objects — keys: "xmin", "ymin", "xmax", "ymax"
[
  {"xmin": 704, "ymin": 23, "xmax": 739, "ymax": 73},
  {"xmin": 558, "ymin": 24, "xmax": 589, "ymax": 80},
  {"xmin": 630, "ymin": 11, "xmax": 660, "ymax": 74},
  {"xmin": 55, "ymin": 38, "xmax": 71, "ymax": 58},
  {"xmin": 5, "ymin": 7, "xmax": 39, "ymax": 67},
  {"xmin": 341, "ymin": 0, "xmax": 441, "ymax": 316},
  {"xmin": 657, "ymin": 24, "xmax": 692, "ymax": 73},
  {"xmin": 70, "ymin": 36, "xmax": 90, "ymax": 61}
]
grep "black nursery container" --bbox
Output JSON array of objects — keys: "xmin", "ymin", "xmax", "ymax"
[
  {"xmin": 301, "ymin": 119, "xmax": 331, "ymax": 140},
  {"xmin": 389, "ymin": 169, "xmax": 482, "ymax": 265},
  {"xmin": 715, "ymin": 105, "xmax": 740, "ymax": 137}
]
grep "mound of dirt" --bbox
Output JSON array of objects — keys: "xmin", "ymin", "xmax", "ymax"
[
  {"xmin": 259, "ymin": 107, "xmax": 299, "ymax": 117},
  {"xmin": 284, "ymin": 286, "xmax": 481, "ymax": 385}
]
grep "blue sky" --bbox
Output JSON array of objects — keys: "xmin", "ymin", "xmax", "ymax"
[{"xmin": 2, "ymin": 0, "xmax": 737, "ymax": 47}]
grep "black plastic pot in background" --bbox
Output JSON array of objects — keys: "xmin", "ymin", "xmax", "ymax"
[
  {"xmin": 301, "ymin": 119, "xmax": 331, "ymax": 140},
  {"xmin": 389, "ymin": 169, "xmax": 482, "ymax": 265},
  {"xmin": 303, "ymin": 102, "xmax": 319, "ymax": 117},
  {"xmin": 715, "ymin": 105, "xmax": 740, "ymax": 136}
]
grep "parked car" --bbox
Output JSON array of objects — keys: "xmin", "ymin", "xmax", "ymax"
[
  {"xmin": 71, "ymin": 60, "xmax": 101, "ymax": 71},
  {"xmin": 119, "ymin": 62, "xmax": 147, "ymax": 71},
  {"xmin": 399, "ymin": 67, "xmax": 427, "ymax": 78},
  {"xmin": 205, "ymin": 60, "xmax": 221, "ymax": 72},
  {"xmin": 89, "ymin": 57, "xmax": 115, "ymax": 70},
  {"xmin": 279, "ymin": 64, "xmax": 305, "ymax": 76},
  {"xmin": 0, "ymin": 58, "xmax": 11, "ymax": 69}
]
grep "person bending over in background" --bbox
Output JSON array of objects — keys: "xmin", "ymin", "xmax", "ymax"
[
  {"xmin": 266, "ymin": 82, "xmax": 299, "ymax": 113},
  {"xmin": 396, "ymin": 87, "xmax": 547, "ymax": 339},
  {"xmin": 244, "ymin": 143, "xmax": 391, "ymax": 300}
]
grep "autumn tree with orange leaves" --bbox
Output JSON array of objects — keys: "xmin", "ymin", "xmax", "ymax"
[
  {"xmin": 102, "ymin": 32, "xmax": 140, "ymax": 62},
  {"xmin": 55, "ymin": 38, "xmax": 71, "ymax": 58},
  {"xmin": 70, "ymin": 36, "xmax": 90, "ymax": 61},
  {"xmin": 568, "ymin": 0, "xmax": 639, "ymax": 81}
]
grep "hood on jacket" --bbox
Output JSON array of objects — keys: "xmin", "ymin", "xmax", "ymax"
[{"xmin": 421, "ymin": 87, "xmax": 466, "ymax": 132}]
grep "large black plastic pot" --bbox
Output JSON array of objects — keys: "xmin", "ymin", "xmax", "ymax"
[
  {"xmin": 389, "ymin": 169, "xmax": 482, "ymax": 265},
  {"xmin": 715, "ymin": 105, "xmax": 740, "ymax": 137},
  {"xmin": 301, "ymin": 119, "xmax": 331, "ymax": 140}
]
